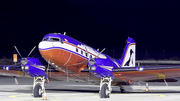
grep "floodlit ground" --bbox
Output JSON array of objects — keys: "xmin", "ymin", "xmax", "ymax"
[{"xmin": 1, "ymin": 76, "xmax": 180, "ymax": 101}]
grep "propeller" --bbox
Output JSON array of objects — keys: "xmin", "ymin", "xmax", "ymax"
[
  {"xmin": 96, "ymin": 48, "xmax": 106, "ymax": 58},
  {"xmin": 14, "ymin": 46, "xmax": 26, "ymax": 77},
  {"xmin": 88, "ymin": 48, "xmax": 106, "ymax": 67},
  {"xmin": 86, "ymin": 47, "xmax": 106, "ymax": 81},
  {"xmin": 14, "ymin": 46, "xmax": 36, "ymax": 77},
  {"xmin": 83, "ymin": 46, "xmax": 91, "ymax": 81}
]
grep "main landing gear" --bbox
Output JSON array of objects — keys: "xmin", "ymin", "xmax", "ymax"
[
  {"xmin": 32, "ymin": 76, "xmax": 47, "ymax": 97},
  {"xmin": 120, "ymin": 85, "xmax": 126, "ymax": 93},
  {"xmin": 99, "ymin": 77, "xmax": 112, "ymax": 98}
]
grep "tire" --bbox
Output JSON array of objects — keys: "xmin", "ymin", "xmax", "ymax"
[
  {"xmin": 34, "ymin": 84, "xmax": 43, "ymax": 97},
  {"xmin": 120, "ymin": 88, "xmax": 126, "ymax": 93},
  {"xmin": 120, "ymin": 86, "xmax": 126, "ymax": 93},
  {"xmin": 100, "ymin": 84, "xmax": 110, "ymax": 98}
]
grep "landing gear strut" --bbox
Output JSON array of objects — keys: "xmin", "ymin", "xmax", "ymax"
[
  {"xmin": 99, "ymin": 77, "xmax": 112, "ymax": 98},
  {"xmin": 120, "ymin": 85, "xmax": 125, "ymax": 93},
  {"xmin": 32, "ymin": 76, "xmax": 46, "ymax": 97}
]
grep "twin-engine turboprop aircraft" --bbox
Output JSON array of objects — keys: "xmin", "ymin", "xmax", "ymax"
[{"xmin": 1, "ymin": 32, "xmax": 180, "ymax": 98}]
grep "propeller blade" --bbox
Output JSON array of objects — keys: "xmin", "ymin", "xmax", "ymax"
[
  {"xmin": 96, "ymin": 48, "xmax": 106, "ymax": 58},
  {"xmin": 23, "ymin": 68, "xmax": 25, "ymax": 77},
  {"xmin": 27, "ymin": 46, "xmax": 36, "ymax": 57},
  {"xmin": 84, "ymin": 45, "xmax": 95, "ymax": 82},
  {"xmin": 88, "ymin": 66, "xmax": 92, "ymax": 81},
  {"xmin": 14, "ymin": 46, "xmax": 22, "ymax": 58},
  {"xmin": 22, "ymin": 66, "xmax": 25, "ymax": 78}
]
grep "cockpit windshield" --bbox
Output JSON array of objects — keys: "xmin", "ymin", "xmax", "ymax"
[
  {"xmin": 42, "ymin": 37, "xmax": 62, "ymax": 42},
  {"xmin": 42, "ymin": 37, "xmax": 63, "ymax": 43}
]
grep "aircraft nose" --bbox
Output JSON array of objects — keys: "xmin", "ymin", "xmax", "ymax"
[{"xmin": 38, "ymin": 41, "xmax": 53, "ymax": 50}]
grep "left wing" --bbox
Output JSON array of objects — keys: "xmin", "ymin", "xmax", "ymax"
[{"xmin": 0, "ymin": 65, "xmax": 25, "ymax": 77}]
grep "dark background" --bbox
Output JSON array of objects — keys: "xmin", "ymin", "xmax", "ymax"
[{"xmin": 1, "ymin": 0, "xmax": 180, "ymax": 60}]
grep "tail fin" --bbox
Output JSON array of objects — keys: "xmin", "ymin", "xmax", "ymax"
[{"xmin": 121, "ymin": 37, "xmax": 136, "ymax": 67}]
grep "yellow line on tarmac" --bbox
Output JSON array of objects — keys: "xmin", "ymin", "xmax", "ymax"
[
  {"xmin": 9, "ymin": 93, "xmax": 166, "ymax": 99},
  {"xmin": 9, "ymin": 94, "xmax": 32, "ymax": 98}
]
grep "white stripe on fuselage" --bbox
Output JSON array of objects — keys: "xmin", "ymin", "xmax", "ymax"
[
  {"xmin": 100, "ymin": 66, "xmax": 113, "ymax": 71},
  {"xmin": 39, "ymin": 41, "xmax": 107, "ymax": 59},
  {"xmin": 32, "ymin": 65, "xmax": 45, "ymax": 71}
]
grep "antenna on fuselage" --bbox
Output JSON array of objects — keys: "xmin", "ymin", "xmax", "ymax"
[{"xmin": 64, "ymin": 32, "xmax": 66, "ymax": 35}]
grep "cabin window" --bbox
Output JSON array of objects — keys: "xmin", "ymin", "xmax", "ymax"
[
  {"xmin": 43, "ymin": 37, "xmax": 48, "ymax": 41},
  {"xmin": 81, "ymin": 50, "xmax": 83, "ymax": 55},
  {"xmin": 61, "ymin": 39, "xmax": 64, "ymax": 44},
  {"xmin": 90, "ymin": 55, "xmax": 92, "ymax": 58},
  {"xmin": 76, "ymin": 48, "xmax": 78, "ymax": 52},
  {"xmin": 49, "ymin": 37, "xmax": 60, "ymax": 41},
  {"xmin": 85, "ymin": 53, "xmax": 88, "ymax": 57}
]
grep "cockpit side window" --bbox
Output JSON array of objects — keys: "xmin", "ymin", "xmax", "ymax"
[
  {"xmin": 43, "ymin": 37, "xmax": 49, "ymax": 41},
  {"xmin": 43, "ymin": 37, "xmax": 63, "ymax": 43},
  {"xmin": 49, "ymin": 37, "xmax": 60, "ymax": 41}
]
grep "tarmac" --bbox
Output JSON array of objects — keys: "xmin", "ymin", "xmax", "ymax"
[{"xmin": 1, "ymin": 76, "xmax": 180, "ymax": 101}]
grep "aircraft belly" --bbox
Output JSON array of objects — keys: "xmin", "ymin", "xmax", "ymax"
[
  {"xmin": 39, "ymin": 48, "xmax": 87, "ymax": 73},
  {"xmin": 48, "ymin": 72, "xmax": 100, "ymax": 82},
  {"xmin": 113, "ymin": 68, "xmax": 180, "ymax": 82}
]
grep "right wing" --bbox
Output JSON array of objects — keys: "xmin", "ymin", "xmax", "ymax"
[{"xmin": 113, "ymin": 65, "xmax": 180, "ymax": 82}]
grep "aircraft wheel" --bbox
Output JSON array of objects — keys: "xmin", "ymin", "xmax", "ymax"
[
  {"xmin": 120, "ymin": 88, "xmax": 126, "ymax": 93},
  {"xmin": 120, "ymin": 86, "xmax": 126, "ymax": 93},
  {"xmin": 34, "ymin": 84, "xmax": 43, "ymax": 97},
  {"xmin": 100, "ymin": 84, "xmax": 110, "ymax": 98}
]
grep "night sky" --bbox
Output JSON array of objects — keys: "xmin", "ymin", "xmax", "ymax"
[{"xmin": 1, "ymin": 0, "xmax": 180, "ymax": 60}]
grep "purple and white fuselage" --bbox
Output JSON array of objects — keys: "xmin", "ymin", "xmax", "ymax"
[{"xmin": 38, "ymin": 33, "xmax": 135, "ymax": 78}]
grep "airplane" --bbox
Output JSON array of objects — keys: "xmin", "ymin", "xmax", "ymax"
[{"xmin": 1, "ymin": 32, "xmax": 180, "ymax": 98}]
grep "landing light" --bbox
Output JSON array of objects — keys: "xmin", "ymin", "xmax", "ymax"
[
  {"xmin": 25, "ymin": 66, "xmax": 29, "ymax": 70},
  {"xmin": 91, "ymin": 66, "xmax": 96, "ymax": 71},
  {"xmin": 136, "ymin": 67, "xmax": 144, "ymax": 71},
  {"xmin": 5, "ymin": 67, "xmax": 9, "ymax": 71},
  {"xmin": 21, "ymin": 66, "xmax": 29, "ymax": 70}
]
